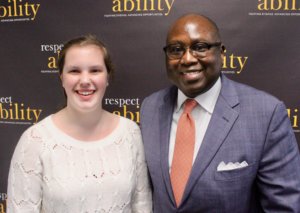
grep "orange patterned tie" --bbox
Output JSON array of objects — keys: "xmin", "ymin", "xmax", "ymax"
[{"xmin": 170, "ymin": 99, "xmax": 197, "ymax": 206}]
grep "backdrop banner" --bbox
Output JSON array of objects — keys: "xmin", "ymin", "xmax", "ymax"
[{"xmin": 1, "ymin": 0, "xmax": 299, "ymax": 211}]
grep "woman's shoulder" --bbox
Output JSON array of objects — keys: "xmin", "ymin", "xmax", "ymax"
[
  {"xmin": 116, "ymin": 115, "xmax": 140, "ymax": 132},
  {"xmin": 20, "ymin": 115, "xmax": 53, "ymax": 143},
  {"xmin": 115, "ymin": 116, "xmax": 143, "ymax": 147},
  {"xmin": 12, "ymin": 115, "xmax": 53, "ymax": 159}
]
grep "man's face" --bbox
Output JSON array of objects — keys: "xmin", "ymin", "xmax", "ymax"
[{"xmin": 165, "ymin": 16, "xmax": 224, "ymax": 98}]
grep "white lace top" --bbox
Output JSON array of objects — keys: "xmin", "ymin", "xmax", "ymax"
[{"xmin": 7, "ymin": 115, "xmax": 152, "ymax": 213}]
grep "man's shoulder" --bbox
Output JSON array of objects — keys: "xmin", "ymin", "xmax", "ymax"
[
  {"xmin": 142, "ymin": 86, "xmax": 176, "ymax": 105},
  {"xmin": 140, "ymin": 86, "xmax": 176, "ymax": 119},
  {"xmin": 223, "ymin": 76, "xmax": 281, "ymax": 105},
  {"xmin": 145, "ymin": 86, "xmax": 174, "ymax": 98}
]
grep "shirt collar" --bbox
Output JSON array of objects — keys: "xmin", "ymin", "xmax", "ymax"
[{"xmin": 176, "ymin": 77, "xmax": 222, "ymax": 114}]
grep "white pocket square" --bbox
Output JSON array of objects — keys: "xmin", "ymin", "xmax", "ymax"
[{"xmin": 217, "ymin": 161, "xmax": 248, "ymax": 171}]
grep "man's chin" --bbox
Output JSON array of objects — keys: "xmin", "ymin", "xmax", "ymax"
[
  {"xmin": 178, "ymin": 84, "xmax": 206, "ymax": 98},
  {"xmin": 180, "ymin": 89, "xmax": 200, "ymax": 98}
]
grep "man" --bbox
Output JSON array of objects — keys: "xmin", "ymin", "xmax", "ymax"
[{"xmin": 140, "ymin": 13, "xmax": 300, "ymax": 212}]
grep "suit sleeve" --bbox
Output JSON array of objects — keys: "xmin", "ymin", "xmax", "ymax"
[{"xmin": 257, "ymin": 101, "xmax": 300, "ymax": 212}]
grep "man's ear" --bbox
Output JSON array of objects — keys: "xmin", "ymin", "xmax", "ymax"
[
  {"xmin": 221, "ymin": 44, "xmax": 226, "ymax": 54},
  {"xmin": 220, "ymin": 44, "xmax": 226, "ymax": 63}
]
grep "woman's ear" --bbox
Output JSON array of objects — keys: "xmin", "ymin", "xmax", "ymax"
[{"xmin": 60, "ymin": 74, "xmax": 65, "ymax": 88}]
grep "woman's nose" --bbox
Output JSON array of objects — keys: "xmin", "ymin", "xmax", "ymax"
[{"xmin": 79, "ymin": 72, "xmax": 91, "ymax": 85}]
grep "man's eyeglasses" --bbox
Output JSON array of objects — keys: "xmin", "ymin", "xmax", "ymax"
[{"xmin": 163, "ymin": 42, "xmax": 222, "ymax": 60}]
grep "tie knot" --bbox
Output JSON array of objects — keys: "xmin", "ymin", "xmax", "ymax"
[{"xmin": 183, "ymin": 99, "xmax": 197, "ymax": 114}]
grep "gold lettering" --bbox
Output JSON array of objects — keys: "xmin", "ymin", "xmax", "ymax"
[
  {"xmin": 291, "ymin": 0, "xmax": 297, "ymax": 9},
  {"xmin": 7, "ymin": 0, "xmax": 13, "ymax": 17},
  {"xmin": 13, "ymin": 0, "xmax": 18, "ymax": 16},
  {"xmin": 136, "ymin": 0, "xmax": 141, "ymax": 11},
  {"xmin": 0, "ymin": 0, "xmax": 40, "ymax": 20},
  {"xmin": 32, "ymin": 109, "xmax": 42, "ymax": 124},
  {"xmin": 112, "ymin": 111, "xmax": 121, "ymax": 116},
  {"xmin": 111, "ymin": 0, "xmax": 175, "ymax": 15},
  {"xmin": 271, "ymin": 0, "xmax": 282, "ymax": 10},
  {"xmin": 123, "ymin": 105, "xmax": 134, "ymax": 121},
  {"xmin": 0, "ymin": 102, "xmax": 42, "ymax": 123},
  {"xmin": 292, "ymin": 109, "xmax": 298, "ymax": 128},
  {"xmin": 287, "ymin": 108, "xmax": 299, "ymax": 128},
  {"xmin": 222, "ymin": 49, "xmax": 248, "ymax": 74},
  {"xmin": 24, "ymin": 2, "xmax": 30, "ymax": 16},
  {"xmin": 143, "ymin": 0, "xmax": 148, "ymax": 11},
  {"xmin": 18, "ymin": 3, "xmax": 23, "ymax": 16},
  {"xmin": 26, "ymin": 107, "xmax": 32, "ymax": 121},
  {"xmin": 48, "ymin": 57, "xmax": 57, "ymax": 69},
  {"xmin": 258, "ymin": 0, "xmax": 268, "ymax": 10},
  {"xmin": 48, "ymin": 51, "xmax": 60, "ymax": 69},
  {"xmin": 124, "ymin": 0, "xmax": 134, "ymax": 11},
  {"xmin": 229, "ymin": 54, "xmax": 237, "ymax": 69},
  {"xmin": 0, "ymin": 103, "xmax": 9, "ymax": 119},
  {"xmin": 157, "ymin": 0, "xmax": 163, "ymax": 11},
  {"xmin": 9, "ymin": 103, "xmax": 14, "ymax": 119},
  {"xmin": 258, "ymin": 0, "xmax": 300, "ymax": 10},
  {"xmin": 20, "ymin": 103, "xmax": 25, "ymax": 120},
  {"xmin": 165, "ymin": 0, "xmax": 174, "ymax": 15},
  {"xmin": 112, "ymin": 105, "xmax": 140, "ymax": 123},
  {"xmin": 236, "ymin": 56, "xmax": 248, "ymax": 74},
  {"xmin": 0, "ymin": 202, "xmax": 5, "ymax": 213},
  {"xmin": 149, "ymin": 0, "xmax": 155, "ymax": 11},
  {"xmin": 284, "ymin": 0, "xmax": 298, "ymax": 9},
  {"xmin": 0, "ymin": 6, "xmax": 7, "ymax": 17},
  {"xmin": 112, "ymin": 0, "xmax": 122, "ymax": 12},
  {"xmin": 30, "ymin": 3, "xmax": 40, "ymax": 20}
]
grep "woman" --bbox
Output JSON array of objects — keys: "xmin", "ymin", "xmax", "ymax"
[{"xmin": 7, "ymin": 35, "xmax": 152, "ymax": 212}]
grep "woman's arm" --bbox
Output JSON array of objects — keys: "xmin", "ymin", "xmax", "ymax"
[{"xmin": 7, "ymin": 127, "xmax": 44, "ymax": 213}]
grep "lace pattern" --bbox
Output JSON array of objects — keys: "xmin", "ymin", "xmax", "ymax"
[{"xmin": 7, "ymin": 116, "xmax": 152, "ymax": 213}]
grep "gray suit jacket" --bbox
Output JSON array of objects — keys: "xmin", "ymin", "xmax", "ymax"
[{"xmin": 140, "ymin": 75, "xmax": 300, "ymax": 213}]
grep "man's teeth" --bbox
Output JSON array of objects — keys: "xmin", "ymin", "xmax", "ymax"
[{"xmin": 183, "ymin": 70, "xmax": 200, "ymax": 75}]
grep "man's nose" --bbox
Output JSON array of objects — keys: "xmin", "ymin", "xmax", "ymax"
[{"xmin": 180, "ymin": 48, "xmax": 198, "ymax": 65}]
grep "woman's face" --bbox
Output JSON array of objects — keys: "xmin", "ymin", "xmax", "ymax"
[{"xmin": 61, "ymin": 44, "xmax": 108, "ymax": 113}]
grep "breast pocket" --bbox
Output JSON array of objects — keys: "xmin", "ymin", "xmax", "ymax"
[{"xmin": 214, "ymin": 162, "xmax": 257, "ymax": 181}]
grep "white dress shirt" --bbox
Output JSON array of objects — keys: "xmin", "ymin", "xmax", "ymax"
[{"xmin": 169, "ymin": 77, "xmax": 222, "ymax": 172}]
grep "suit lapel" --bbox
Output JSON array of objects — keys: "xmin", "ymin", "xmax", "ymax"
[
  {"xmin": 181, "ymin": 76, "xmax": 240, "ymax": 205},
  {"xmin": 159, "ymin": 86, "xmax": 177, "ymax": 206}
]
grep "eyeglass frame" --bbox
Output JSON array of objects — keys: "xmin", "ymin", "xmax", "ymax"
[{"xmin": 163, "ymin": 41, "xmax": 222, "ymax": 60}]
